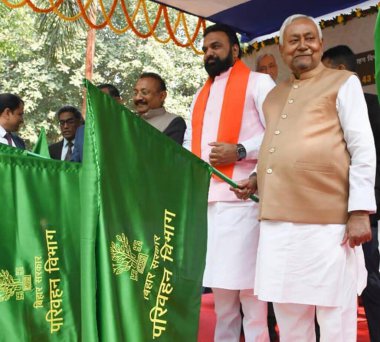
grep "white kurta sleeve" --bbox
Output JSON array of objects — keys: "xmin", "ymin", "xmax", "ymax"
[
  {"xmin": 182, "ymin": 119, "xmax": 191, "ymax": 151},
  {"xmin": 337, "ymin": 75, "xmax": 377, "ymax": 212},
  {"xmin": 183, "ymin": 89, "xmax": 201, "ymax": 151},
  {"xmin": 241, "ymin": 73, "xmax": 275, "ymax": 159}
]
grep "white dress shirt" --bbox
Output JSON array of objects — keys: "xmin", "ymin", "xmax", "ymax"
[
  {"xmin": 0, "ymin": 124, "xmax": 16, "ymax": 147},
  {"xmin": 60, "ymin": 138, "xmax": 75, "ymax": 160}
]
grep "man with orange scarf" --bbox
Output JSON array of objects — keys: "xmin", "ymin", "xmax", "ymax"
[{"xmin": 183, "ymin": 24, "xmax": 275, "ymax": 341}]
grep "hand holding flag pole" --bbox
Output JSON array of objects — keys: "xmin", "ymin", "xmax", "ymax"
[{"xmin": 210, "ymin": 166, "xmax": 259, "ymax": 203}]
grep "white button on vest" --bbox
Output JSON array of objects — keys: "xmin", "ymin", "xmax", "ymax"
[
  {"xmin": 281, "ymin": 114, "xmax": 288, "ymax": 119},
  {"xmin": 274, "ymin": 130, "xmax": 280, "ymax": 135},
  {"xmin": 288, "ymin": 99, "xmax": 294, "ymax": 104},
  {"xmin": 266, "ymin": 168, "xmax": 273, "ymax": 174},
  {"xmin": 293, "ymin": 84, "xmax": 299, "ymax": 89},
  {"xmin": 269, "ymin": 147, "xmax": 275, "ymax": 153}
]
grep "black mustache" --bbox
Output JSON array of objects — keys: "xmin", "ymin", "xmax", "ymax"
[
  {"xmin": 134, "ymin": 100, "xmax": 147, "ymax": 106},
  {"xmin": 205, "ymin": 57, "xmax": 217, "ymax": 64}
]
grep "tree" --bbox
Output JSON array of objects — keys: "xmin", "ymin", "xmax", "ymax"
[{"xmin": 0, "ymin": 4, "xmax": 206, "ymax": 147}]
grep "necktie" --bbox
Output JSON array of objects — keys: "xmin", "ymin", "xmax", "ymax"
[
  {"xmin": 4, "ymin": 132, "xmax": 13, "ymax": 146},
  {"xmin": 64, "ymin": 141, "xmax": 73, "ymax": 161}
]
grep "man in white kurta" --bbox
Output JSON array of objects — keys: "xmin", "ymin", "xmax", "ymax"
[
  {"xmin": 183, "ymin": 23, "xmax": 274, "ymax": 341},
  {"xmin": 233, "ymin": 15, "xmax": 376, "ymax": 342}
]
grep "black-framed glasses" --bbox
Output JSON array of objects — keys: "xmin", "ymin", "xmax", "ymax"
[{"xmin": 59, "ymin": 118, "xmax": 78, "ymax": 126}]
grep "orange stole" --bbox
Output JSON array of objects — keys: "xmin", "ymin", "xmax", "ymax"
[{"xmin": 191, "ymin": 59, "xmax": 251, "ymax": 179}]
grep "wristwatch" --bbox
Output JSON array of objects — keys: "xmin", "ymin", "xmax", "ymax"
[{"xmin": 236, "ymin": 143, "xmax": 247, "ymax": 161}]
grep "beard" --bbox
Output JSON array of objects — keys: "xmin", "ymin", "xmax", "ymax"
[{"xmin": 204, "ymin": 50, "xmax": 234, "ymax": 78}]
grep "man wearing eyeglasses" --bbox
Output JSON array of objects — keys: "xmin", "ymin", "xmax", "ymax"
[{"xmin": 49, "ymin": 105, "xmax": 82, "ymax": 161}]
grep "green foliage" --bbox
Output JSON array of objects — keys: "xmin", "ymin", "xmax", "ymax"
[
  {"xmin": 35, "ymin": 0, "xmax": 86, "ymax": 63},
  {"xmin": 0, "ymin": 4, "xmax": 206, "ymax": 148}
]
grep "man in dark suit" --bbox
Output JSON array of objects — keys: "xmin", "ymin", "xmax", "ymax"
[
  {"xmin": 49, "ymin": 105, "xmax": 82, "ymax": 160},
  {"xmin": 0, "ymin": 93, "xmax": 25, "ymax": 149},
  {"xmin": 323, "ymin": 45, "xmax": 380, "ymax": 342}
]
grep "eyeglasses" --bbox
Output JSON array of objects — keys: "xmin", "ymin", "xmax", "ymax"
[{"xmin": 59, "ymin": 118, "xmax": 78, "ymax": 126}]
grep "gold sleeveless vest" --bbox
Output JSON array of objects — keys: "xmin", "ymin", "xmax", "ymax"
[{"xmin": 258, "ymin": 63, "xmax": 353, "ymax": 224}]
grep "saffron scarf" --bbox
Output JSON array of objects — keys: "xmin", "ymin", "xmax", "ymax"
[{"xmin": 191, "ymin": 59, "xmax": 251, "ymax": 179}]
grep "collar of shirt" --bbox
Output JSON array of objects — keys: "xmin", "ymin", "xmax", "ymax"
[
  {"xmin": 63, "ymin": 138, "xmax": 75, "ymax": 147},
  {"xmin": 141, "ymin": 107, "xmax": 166, "ymax": 120},
  {"xmin": 291, "ymin": 62, "xmax": 325, "ymax": 81},
  {"xmin": 0, "ymin": 124, "xmax": 8, "ymax": 138},
  {"xmin": 213, "ymin": 66, "xmax": 232, "ymax": 83},
  {"xmin": 0, "ymin": 124, "xmax": 14, "ymax": 147}
]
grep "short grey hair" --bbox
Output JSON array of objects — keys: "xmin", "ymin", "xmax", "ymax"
[
  {"xmin": 256, "ymin": 53, "xmax": 277, "ymax": 70},
  {"xmin": 279, "ymin": 14, "xmax": 322, "ymax": 45}
]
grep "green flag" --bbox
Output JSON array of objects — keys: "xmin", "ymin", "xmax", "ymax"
[
  {"xmin": 32, "ymin": 128, "xmax": 50, "ymax": 158},
  {"xmin": 0, "ymin": 153, "xmax": 81, "ymax": 340},
  {"xmin": 375, "ymin": 10, "xmax": 380, "ymax": 103},
  {"xmin": 0, "ymin": 142, "xmax": 25, "ymax": 156},
  {"xmin": 81, "ymin": 81, "xmax": 211, "ymax": 341},
  {"xmin": 1, "ymin": 81, "xmax": 212, "ymax": 341}
]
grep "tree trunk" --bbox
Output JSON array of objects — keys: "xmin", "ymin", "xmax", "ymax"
[{"xmin": 82, "ymin": 8, "xmax": 97, "ymax": 118}]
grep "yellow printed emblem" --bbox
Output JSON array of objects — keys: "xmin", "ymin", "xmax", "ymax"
[
  {"xmin": 110, "ymin": 233, "xmax": 148, "ymax": 281},
  {"xmin": 0, "ymin": 268, "xmax": 31, "ymax": 302}
]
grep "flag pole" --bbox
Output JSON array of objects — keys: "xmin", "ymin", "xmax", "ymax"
[
  {"xmin": 210, "ymin": 166, "xmax": 259, "ymax": 203},
  {"xmin": 24, "ymin": 151, "xmax": 51, "ymax": 159}
]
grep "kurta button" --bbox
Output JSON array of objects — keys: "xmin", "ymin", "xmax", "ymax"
[
  {"xmin": 267, "ymin": 168, "xmax": 273, "ymax": 174},
  {"xmin": 274, "ymin": 130, "xmax": 280, "ymax": 135},
  {"xmin": 288, "ymin": 99, "xmax": 294, "ymax": 104},
  {"xmin": 293, "ymin": 84, "xmax": 299, "ymax": 89},
  {"xmin": 281, "ymin": 114, "xmax": 288, "ymax": 119},
  {"xmin": 269, "ymin": 147, "xmax": 275, "ymax": 153}
]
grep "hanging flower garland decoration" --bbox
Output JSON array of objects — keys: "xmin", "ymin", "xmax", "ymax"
[{"xmin": 0, "ymin": 0, "xmax": 206, "ymax": 54}]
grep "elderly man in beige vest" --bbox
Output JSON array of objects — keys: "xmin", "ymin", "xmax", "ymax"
[{"xmin": 232, "ymin": 14, "xmax": 376, "ymax": 341}]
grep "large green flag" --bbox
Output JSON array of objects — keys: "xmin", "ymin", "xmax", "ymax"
[
  {"xmin": 0, "ymin": 152, "xmax": 81, "ymax": 340},
  {"xmin": 375, "ymin": 10, "xmax": 380, "ymax": 102},
  {"xmin": 81, "ymin": 81, "xmax": 211, "ymax": 341},
  {"xmin": 32, "ymin": 128, "xmax": 50, "ymax": 158},
  {"xmin": 0, "ymin": 81, "xmax": 211, "ymax": 341}
]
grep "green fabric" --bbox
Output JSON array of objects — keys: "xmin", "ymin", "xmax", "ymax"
[
  {"xmin": 0, "ymin": 80, "xmax": 211, "ymax": 341},
  {"xmin": 0, "ymin": 142, "xmax": 25, "ymax": 156},
  {"xmin": 375, "ymin": 10, "xmax": 380, "ymax": 103},
  {"xmin": 0, "ymin": 153, "xmax": 81, "ymax": 341},
  {"xmin": 81, "ymin": 81, "xmax": 211, "ymax": 341},
  {"xmin": 32, "ymin": 128, "xmax": 50, "ymax": 158}
]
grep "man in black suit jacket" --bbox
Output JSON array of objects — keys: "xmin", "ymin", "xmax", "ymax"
[
  {"xmin": 323, "ymin": 45, "xmax": 380, "ymax": 342},
  {"xmin": 49, "ymin": 105, "xmax": 82, "ymax": 160},
  {"xmin": 0, "ymin": 93, "xmax": 25, "ymax": 149}
]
